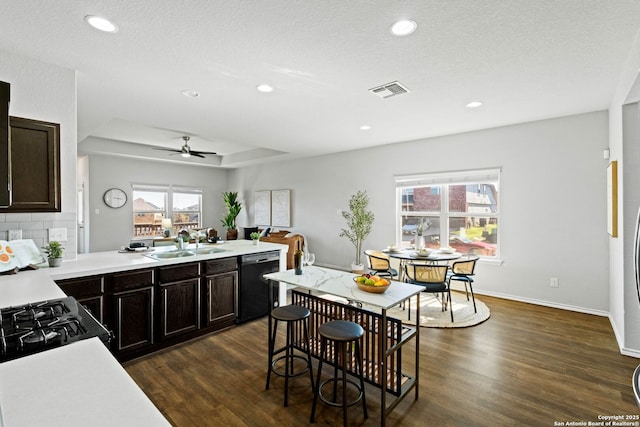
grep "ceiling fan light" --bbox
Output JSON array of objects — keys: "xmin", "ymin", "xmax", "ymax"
[{"xmin": 181, "ymin": 152, "xmax": 191, "ymax": 158}]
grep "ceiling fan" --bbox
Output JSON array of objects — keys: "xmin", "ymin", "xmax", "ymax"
[{"xmin": 153, "ymin": 136, "xmax": 217, "ymax": 158}]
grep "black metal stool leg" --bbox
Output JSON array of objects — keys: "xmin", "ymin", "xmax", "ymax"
[
  {"xmin": 303, "ymin": 317, "xmax": 315, "ymax": 391},
  {"xmin": 341, "ymin": 341, "xmax": 348, "ymax": 427},
  {"xmin": 310, "ymin": 336, "xmax": 326, "ymax": 423},
  {"xmin": 283, "ymin": 320, "xmax": 291, "ymax": 407},
  {"xmin": 355, "ymin": 339, "xmax": 368, "ymax": 419},
  {"xmin": 265, "ymin": 319, "xmax": 278, "ymax": 390}
]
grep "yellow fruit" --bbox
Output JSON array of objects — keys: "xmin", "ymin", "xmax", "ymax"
[
  {"xmin": 356, "ymin": 276, "xmax": 367, "ymax": 283},
  {"xmin": 374, "ymin": 281, "xmax": 384, "ymax": 287}
]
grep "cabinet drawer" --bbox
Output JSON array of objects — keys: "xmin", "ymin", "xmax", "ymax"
[
  {"xmin": 204, "ymin": 257, "xmax": 237, "ymax": 275},
  {"xmin": 56, "ymin": 276, "xmax": 103, "ymax": 298},
  {"xmin": 157, "ymin": 263, "xmax": 200, "ymax": 284},
  {"xmin": 111, "ymin": 269, "xmax": 154, "ymax": 293}
]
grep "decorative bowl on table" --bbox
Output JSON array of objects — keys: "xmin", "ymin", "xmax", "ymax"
[
  {"xmin": 439, "ymin": 247, "xmax": 455, "ymax": 254},
  {"xmin": 353, "ymin": 274, "xmax": 391, "ymax": 294}
]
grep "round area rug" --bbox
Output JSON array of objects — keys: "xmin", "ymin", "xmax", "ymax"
[{"xmin": 385, "ymin": 290, "xmax": 490, "ymax": 328}]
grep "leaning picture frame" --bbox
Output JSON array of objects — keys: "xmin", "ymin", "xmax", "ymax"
[
  {"xmin": 607, "ymin": 160, "xmax": 618, "ymax": 238},
  {"xmin": 254, "ymin": 190, "xmax": 271, "ymax": 226}
]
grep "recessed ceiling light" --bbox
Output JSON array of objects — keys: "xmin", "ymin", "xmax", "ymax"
[
  {"xmin": 466, "ymin": 101, "xmax": 483, "ymax": 108},
  {"xmin": 257, "ymin": 84, "xmax": 274, "ymax": 93},
  {"xmin": 85, "ymin": 15, "xmax": 118, "ymax": 33},
  {"xmin": 181, "ymin": 90, "xmax": 200, "ymax": 98},
  {"xmin": 360, "ymin": 125, "xmax": 371, "ymax": 130},
  {"xmin": 390, "ymin": 19, "xmax": 417, "ymax": 36}
]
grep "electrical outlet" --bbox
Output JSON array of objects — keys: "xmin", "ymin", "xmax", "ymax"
[
  {"xmin": 8, "ymin": 229, "xmax": 22, "ymax": 240},
  {"xmin": 48, "ymin": 228, "xmax": 67, "ymax": 242},
  {"xmin": 550, "ymin": 277, "xmax": 559, "ymax": 288}
]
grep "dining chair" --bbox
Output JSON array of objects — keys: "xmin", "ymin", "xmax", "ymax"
[
  {"xmin": 364, "ymin": 250, "xmax": 398, "ymax": 279},
  {"xmin": 404, "ymin": 263, "xmax": 453, "ymax": 322},
  {"xmin": 447, "ymin": 254, "xmax": 479, "ymax": 313}
]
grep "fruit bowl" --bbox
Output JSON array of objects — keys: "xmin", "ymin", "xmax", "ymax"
[{"xmin": 353, "ymin": 274, "xmax": 391, "ymax": 294}]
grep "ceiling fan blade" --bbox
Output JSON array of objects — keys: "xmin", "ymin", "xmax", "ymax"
[
  {"xmin": 192, "ymin": 150, "xmax": 217, "ymax": 155},
  {"xmin": 191, "ymin": 153, "xmax": 206, "ymax": 159},
  {"xmin": 153, "ymin": 147, "xmax": 182, "ymax": 153}
]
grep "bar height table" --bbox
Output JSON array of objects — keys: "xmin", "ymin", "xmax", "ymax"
[{"xmin": 264, "ymin": 266, "xmax": 424, "ymax": 427}]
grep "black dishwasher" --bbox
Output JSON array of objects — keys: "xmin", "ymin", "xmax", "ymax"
[{"xmin": 238, "ymin": 251, "xmax": 280, "ymax": 323}]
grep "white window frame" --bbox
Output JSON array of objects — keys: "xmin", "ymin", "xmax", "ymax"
[
  {"xmin": 131, "ymin": 184, "xmax": 203, "ymax": 238},
  {"xmin": 394, "ymin": 168, "xmax": 500, "ymax": 259}
]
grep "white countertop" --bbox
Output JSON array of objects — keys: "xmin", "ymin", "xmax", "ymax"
[
  {"xmin": 0, "ymin": 240, "xmax": 287, "ymax": 307},
  {"xmin": 0, "ymin": 338, "xmax": 170, "ymax": 426},
  {"xmin": 0, "ymin": 240, "xmax": 287, "ymax": 427},
  {"xmin": 265, "ymin": 266, "xmax": 424, "ymax": 310}
]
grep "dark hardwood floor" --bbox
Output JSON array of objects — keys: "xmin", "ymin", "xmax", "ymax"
[{"xmin": 124, "ymin": 295, "xmax": 640, "ymax": 426}]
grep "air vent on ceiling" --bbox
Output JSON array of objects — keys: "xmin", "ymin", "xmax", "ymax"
[{"xmin": 368, "ymin": 81, "xmax": 410, "ymax": 99}]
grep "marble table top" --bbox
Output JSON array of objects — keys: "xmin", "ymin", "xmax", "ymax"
[{"xmin": 264, "ymin": 266, "xmax": 423, "ymax": 310}]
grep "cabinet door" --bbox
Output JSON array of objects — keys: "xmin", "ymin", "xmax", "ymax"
[
  {"xmin": 159, "ymin": 278, "xmax": 200, "ymax": 340},
  {"xmin": 56, "ymin": 275, "xmax": 104, "ymax": 323},
  {"xmin": 205, "ymin": 271, "xmax": 237, "ymax": 329},
  {"xmin": 113, "ymin": 286, "xmax": 154, "ymax": 354},
  {"xmin": 2, "ymin": 116, "xmax": 61, "ymax": 212},
  {"xmin": 0, "ymin": 82, "xmax": 9, "ymax": 207}
]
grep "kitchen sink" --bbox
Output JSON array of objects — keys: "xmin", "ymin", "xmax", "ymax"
[
  {"xmin": 193, "ymin": 247, "xmax": 227, "ymax": 255},
  {"xmin": 145, "ymin": 250, "xmax": 196, "ymax": 260}
]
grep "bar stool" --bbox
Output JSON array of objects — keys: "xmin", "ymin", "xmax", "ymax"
[
  {"xmin": 310, "ymin": 320, "xmax": 367, "ymax": 426},
  {"xmin": 265, "ymin": 304, "xmax": 315, "ymax": 407}
]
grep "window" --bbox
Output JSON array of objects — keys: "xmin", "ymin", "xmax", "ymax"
[
  {"xmin": 132, "ymin": 185, "xmax": 202, "ymax": 237},
  {"xmin": 395, "ymin": 169, "xmax": 499, "ymax": 258}
]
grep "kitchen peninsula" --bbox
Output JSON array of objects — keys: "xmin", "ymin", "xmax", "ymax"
[{"xmin": 0, "ymin": 240, "xmax": 287, "ymax": 426}]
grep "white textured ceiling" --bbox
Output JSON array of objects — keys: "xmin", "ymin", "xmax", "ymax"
[{"xmin": 1, "ymin": 1, "xmax": 640, "ymax": 167}]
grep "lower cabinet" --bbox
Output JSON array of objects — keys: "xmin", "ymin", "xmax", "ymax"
[
  {"xmin": 108, "ymin": 269, "xmax": 155, "ymax": 357},
  {"xmin": 157, "ymin": 263, "xmax": 201, "ymax": 340},
  {"xmin": 203, "ymin": 257, "xmax": 238, "ymax": 330},
  {"xmin": 55, "ymin": 275, "xmax": 104, "ymax": 323},
  {"xmin": 57, "ymin": 256, "xmax": 245, "ymax": 361}
]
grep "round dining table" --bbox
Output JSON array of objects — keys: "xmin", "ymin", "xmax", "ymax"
[{"xmin": 383, "ymin": 249, "xmax": 462, "ymax": 281}]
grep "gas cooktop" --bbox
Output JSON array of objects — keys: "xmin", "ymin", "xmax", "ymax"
[{"xmin": 0, "ymin": 296, "xmax": 111, "ymax": 362}]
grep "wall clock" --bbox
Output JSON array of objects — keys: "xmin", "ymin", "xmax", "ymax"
[{"xmin": 103, "ymin": 188, "xmax": 127, "ymax": 208}]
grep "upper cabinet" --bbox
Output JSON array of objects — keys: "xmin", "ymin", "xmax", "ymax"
[
  {"xmin": 1, "ymin": 116, "xmax": 61, "ymax": 212},
  {"xmin": 0, "ymin": 81, "xmax": 9, "ymax": 208}
]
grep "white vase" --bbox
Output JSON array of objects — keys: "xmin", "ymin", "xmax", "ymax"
[
  {"xmin": 416, "ymin": 235, "xmax": 425, "ymax": 249},
  {"xmin": 351, "ymin": 263, "xmax": 365, "ymax": 273}
]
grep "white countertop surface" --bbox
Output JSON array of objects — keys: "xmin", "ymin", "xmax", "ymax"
[
  {"xmin": 0, "ymin": 338, "xmax": 170, "ymax": 426},
  {"xmin": 265, "ymin": 266, "xmax": 424, "ymax": 310},
  {"xmin": 0, "ymin": 240, "xmax": 287, "ymax": 426}
]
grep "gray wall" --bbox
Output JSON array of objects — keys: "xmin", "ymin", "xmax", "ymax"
[
  {"xmin": 0, "ymin": 49, "xmax": 77, "ymax": 258},
  {"xmin": 85, "ymin": 151, "xmax": 229, "ymax": 252},
  {"xmin": 229, "ymin": 111, "xmax": 610, "ymax": 314}
]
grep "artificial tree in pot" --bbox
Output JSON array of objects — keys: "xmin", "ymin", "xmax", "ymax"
[
  {"xmin": 221, "ymin": 191, "xmax": 242, "ymax": 240},
  {"xmin": 339, "ymin": 190, "xmax": 375, "ymax": 273}
]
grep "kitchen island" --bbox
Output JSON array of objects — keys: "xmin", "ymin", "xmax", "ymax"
[{"xmin": 0, "ymin": 240, "xmax": 287, "ymax": 426}]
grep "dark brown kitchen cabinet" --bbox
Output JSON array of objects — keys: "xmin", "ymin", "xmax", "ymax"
[
  {"xmin": 108, "ymin": 269, "xmax": 155, "ymax": 356},
  {"xmin": 0, "ymin": 116, "xmax": 61, "ymax": 212},
  {"xmin": 157, "ymin": 263, "xmax": 200, "ymax": 340},
  {"xmin": 55, "ymin": 275, "xmax": 105, "ymax": 323},
  {"xmin": 0, "ymin": 81, "xmax": 9, "ymax": 207},
  {"xmin": 204, "ymin": 257, "xmax": 238, "ymax": 330}
]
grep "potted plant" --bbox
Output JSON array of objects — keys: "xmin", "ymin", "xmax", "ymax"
[
  {"xmin": 250, "ymin": 231, "xmax": 261, "ymax": 245},
  {"xmin": 221, "ymin": 191, "xmax": 242, "ymax": 240},
  {"xmin": 43, "ymin": 240, "xmax": 64, "ymax": 267},
  {"xmin": 339, "ymin": 190, "xmax": 375, "ymax": 273}
]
